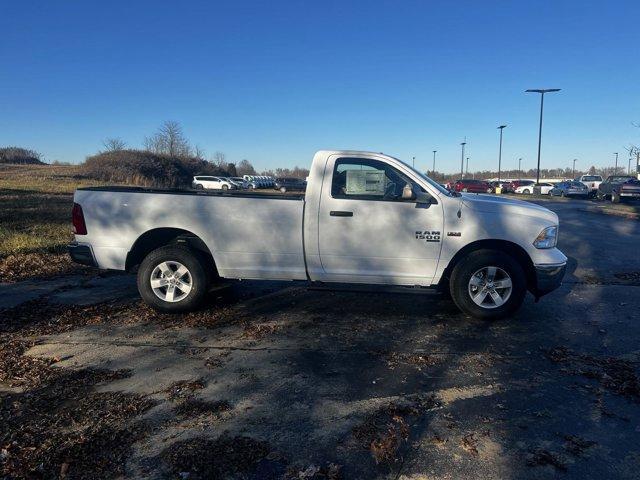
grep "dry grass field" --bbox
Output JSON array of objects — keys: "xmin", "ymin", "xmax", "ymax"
[{"xmin": 0, "ymin": 164, "xmax": 105, "ymax": 281}]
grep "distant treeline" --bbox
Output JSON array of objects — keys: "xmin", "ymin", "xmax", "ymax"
[{"xmin": 0, "ymin": 147, "xmax": 44, "ymax": 165}]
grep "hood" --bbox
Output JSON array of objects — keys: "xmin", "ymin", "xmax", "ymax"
[{"xmin": 461, "ymin": 193, "xmax": 558, "ymax": 224}]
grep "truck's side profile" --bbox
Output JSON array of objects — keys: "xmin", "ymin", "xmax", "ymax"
[{"xmin": 69, "ymin": 150, "xmax": 567, "ymax": 319}]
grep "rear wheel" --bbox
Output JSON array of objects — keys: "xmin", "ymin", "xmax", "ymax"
[
  {"xmin": 222, "ymin": 184, "xmax": 229, "ymax": 191},
  {"xmin": 195, "ymin": 184, "xmax": 204, "ymax": 190},
  {"xmin": 137, "ymin": 246, "xmax": 210, "ymax": 313},
  {"xmin": 611, "ymin": 191, "xmax": 620, "ymax": 203},
  {"xmin": 450, "ymin": 249, "xmax": 526, "ymax": 320}
]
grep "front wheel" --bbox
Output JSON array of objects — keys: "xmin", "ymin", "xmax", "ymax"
[
  {"xmin": 222, "ymin": 184, "xmax": 229, "ymax": 191},
  {"xmin": 525, "ymin": 189, "xmax": 532, "ymax": 195},
  {"xmin": 137, "ymin": 245, "xmax": 210, "ymax": 313},
  {"xmin": 449, "ymin": 249, "xmax": 527, "ymax": 320}
]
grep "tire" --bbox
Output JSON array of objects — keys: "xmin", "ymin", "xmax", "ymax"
[
  {"xmin": 280, "ymin": 186, "xmax": 287, "ymax": 193},
  {"xmin": 611, "ymin": 191, "xmax": 620, "ymax": 203},
  {"xmin": 596, "ymin": 191, "xmax": 603, "ymax": 201},
  {"xmin": 195, "ymin": 184, "xmax": 204, "ymax": 190},
  {"xmin": 525, "ymin": 189, "xmax": 532, "ymax": 195},
  {"xmin": 137, "ymin": 245, "xmax": 210, "ymax": 313},
  {"xmin": 249, "ymin": 184, "xmax": 255, "ymax": 190},
  {"xmin": 449, "ymin": 249, "xmax": 527, "ymax": 320},
  {"xmin": 560, "ymin": 191, "xmax": 565, "ymax": 198},
  {"xmin": 222, "ymin": 184, "xmax": 229, "ymax": 191}
]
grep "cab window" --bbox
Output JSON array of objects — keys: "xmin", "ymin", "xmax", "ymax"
[{"xmin": 331, "ymin": 158, "xmax": 424, "ymax": 201}]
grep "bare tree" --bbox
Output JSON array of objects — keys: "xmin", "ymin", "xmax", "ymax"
[
  {"xmin": 102, "ymin": 137, "xmax": 126, "ymax": 152},
  {"xmin": 236, "ymin": 159, "xmax": 256, "ymax": 176},
  {"xmin": 144, "ymin": 121, "xmax": 192, "ymax": 157},
  {"xmin": 211, "ymin": 151, "xmax": 229, "ymax": 171},
  {"xmin": 193, "ymin": 145, "xmax": 206, "ymax": 159}
]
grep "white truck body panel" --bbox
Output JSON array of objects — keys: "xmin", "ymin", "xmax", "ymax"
[{"xmin": 72, "ymin": 150, "xmax": 567, "ymax": 292}]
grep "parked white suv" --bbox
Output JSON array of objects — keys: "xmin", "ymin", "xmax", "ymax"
[{"xmin": 192, "ymin": 176, "xmax": 236, "ymax": 190}]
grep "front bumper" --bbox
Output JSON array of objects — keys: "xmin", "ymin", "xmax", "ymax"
[
  {"xmin": 68, "ymin": 242, "xmax": 97, "ymax": 267},
  {"xmin": 533, "ymin": 262, "xmax": 566, "ymax": 298}
]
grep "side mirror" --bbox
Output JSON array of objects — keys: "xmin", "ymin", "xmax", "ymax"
[{"xmin": 402, "ymin": 183, "xmax": 416, "ymax": 200}]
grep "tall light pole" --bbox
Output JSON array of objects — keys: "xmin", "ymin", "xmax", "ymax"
[
  {"xmin": 432, "ymin": 150, "xmax": 437, "ymax": 178},
  {"xmin": 629, "ymin": 154, "xmax": 633, "ymax": 175},
  {"xmin": 518, "ymin": 158, "xmax": 522, "ymax": 178},
  {"xmin": 614, "ymin": 152, "xmax": 618, "ymax": 173},
  {"xmin": 526, "ymin": 88, "xmax": 561, "ymax": 183},
  {"xmin": 572, "ymin": 158, "xmax": 577, "ymax": 179},
  {"xmin": 460, "ymin": 141, "xmax": 466, "ymax": 179},
  {"xmin": 412, "ymin": 156, "xmax": 415, "ymax": 168},
  {"xmin": 497, "ymin": 125, "xmax": 506, "ymax": 182},
  {"xmin": 466, "ymin": 157, "xmax": 469, "ymax": 177}
]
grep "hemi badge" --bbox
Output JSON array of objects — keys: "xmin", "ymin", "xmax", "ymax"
[{"xmin": 447, "ymin": 232, "xmax": 461, "ymax": 237}]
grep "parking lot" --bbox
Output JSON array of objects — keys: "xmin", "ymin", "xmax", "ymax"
[{"xmin": 2, "ymin": 199, "xmax": 640, "ymax": 479}]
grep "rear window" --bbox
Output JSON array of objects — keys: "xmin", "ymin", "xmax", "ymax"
[{"xmin": 581, "ymin": 175, "xmax": 602, "ymax": 181}]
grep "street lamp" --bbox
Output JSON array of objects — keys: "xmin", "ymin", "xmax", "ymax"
[
  {"xmin": 460, "ymin": 141, "xmax": 466, "ymax": 179},
  {"xmin": 614, "ymin": 152, "xmax": 618, "ymax": 173},
  {"xmin": 572, "ymin": 159, "xmax": 577, "ymax": 179},
  {"xmin": 518, "ymin": 158, "xmax": 522, "ymax": 178},
  {"xmin": 497, "ymin": 125, "xmax": 506, "ymax": 182},
  {"xmin": 629, "ymin": 155, "xmax": 633, "ymax": 175},
  {"xmin": 525, "ymin": 88, "xmax": 561, "ymax": 183},
  {"xmin": 432, "ymin": 150, "xmax": 437, "ymax": 178},
  {"xmin": 466, "ymin": 157, "xmax": 470, "ymax": 177},
  {"xmin": 412, "ymin": 156, "xmax": 415, "ymax": 168}
]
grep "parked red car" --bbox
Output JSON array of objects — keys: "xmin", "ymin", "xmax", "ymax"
[{"xmin": 447, "ymin": 179, "xmax": 494, "ymax": 194}]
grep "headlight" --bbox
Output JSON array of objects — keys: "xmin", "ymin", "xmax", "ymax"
[{"xmin": 533, "ymin": 226, "xmax": 558, "ymax": 249}]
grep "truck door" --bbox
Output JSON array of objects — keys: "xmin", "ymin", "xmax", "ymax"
[{"xmin": 317, "ymin": 156, "xmax": 444, "ymax": 285}]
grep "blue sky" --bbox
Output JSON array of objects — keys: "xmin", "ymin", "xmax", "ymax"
[{"xmin": 1, "ymin": 0, "xmax": 639, "ymax": 173}]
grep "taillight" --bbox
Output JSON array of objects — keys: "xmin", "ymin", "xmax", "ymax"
[{"xmin": 72, "ymin": 202, "xmax": 87, "ymax": 235}]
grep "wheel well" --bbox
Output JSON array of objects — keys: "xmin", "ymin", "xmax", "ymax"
[
  {"xmin": 439, "ymin": 239, "xmax": 537, "ymax": 292},
  {"xmin": 125, "ymin": 228, "xmax": 217, "ymax": 274}
]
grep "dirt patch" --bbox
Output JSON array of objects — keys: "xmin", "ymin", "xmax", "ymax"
[
  {"xmin": 460, "ymin": 433, "xmax": 479, "ymax": 457},
  {"xmin": 351, "ymin": 395, "xmax": 438, "ymax": 464},
  {"xmin": 160, "ymin": 435, "xmax": 272, "ymax": 479},
  {"xmin": 165, "ymin": 379, "xmax": 206, "ymax": 401},
  {"xmin": 243, "ymin": 320, "xmax": 283, "ymax": 339},
  {"xmin": 0, "ymin": 252, "xmax": 91, "ymax": 283},
  {"xmin": 174, "ymin": 399, "xmax": 231, "ymax": 417},
  {"xmin": 285, "ymin": 463, "xmax": 342, "ymax": 479},
  {"xmin": 0, "ymin": 368, "xmax": 154, "ymax": 479},
  {"xmin": 385, "ymin": 352, "xmax": 440, "ymax": 370},
  {"xmin": 546, "ymin": 347, "xmax": 640, "ymax": 401}
]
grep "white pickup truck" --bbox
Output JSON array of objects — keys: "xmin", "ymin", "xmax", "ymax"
[
  {"xmin": 69, "ymin": 150, "xmax": 567, "ymax": 319},
  {"xmin": 576, "ymin": 174, "xmax": 603, "ymax": 197}
]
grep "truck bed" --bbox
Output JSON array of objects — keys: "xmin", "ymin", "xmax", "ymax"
[{"xmin": 74, "ymin": 186, "xmax": 307, "ymax": 280}]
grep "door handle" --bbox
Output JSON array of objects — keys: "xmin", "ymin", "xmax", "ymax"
[{"xmin": 330, "ymin": 210, "xmax": 353, "ymax": 217}]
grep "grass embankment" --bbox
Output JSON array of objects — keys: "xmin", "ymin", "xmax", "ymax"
[{"xmin": 0, "ymin": 164, "xmax": 104, "ymax": 281}]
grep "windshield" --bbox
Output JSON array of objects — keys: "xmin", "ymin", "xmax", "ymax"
[
  {"xmin": 581, "ymin": 175, "xmax": 601, "ymax": 181},
  {"xmin": 394, "ymin": 157, "xmax": 453, "ymax": 196}
]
